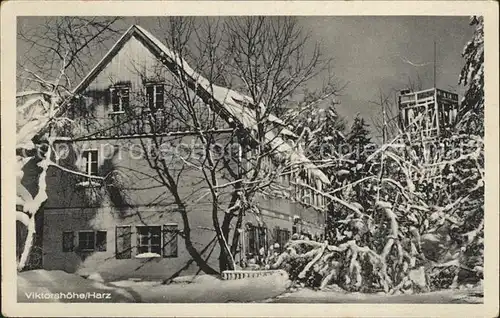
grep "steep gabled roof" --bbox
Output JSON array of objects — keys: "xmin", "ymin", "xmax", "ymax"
[{"xmin": 70, "ymin": 25, "xmax": 329, "ymax": 185}]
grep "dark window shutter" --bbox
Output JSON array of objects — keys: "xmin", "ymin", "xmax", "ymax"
[
  {"xmin": 254, "ymin": 226, "xmax": 260, "ymax": 253},
  {"xmin": 116, "ymin": 226, "xmax": 131, "ymax": 259},
  {"xmin": 244, "ymin": 224, "xmax": 250, "ymax": 256},
  {"xmin": 111, "ymin": 89, "xmax": 119, "ymax": 112},
  {"xmin": 273, "ymin": 226, "xmax": 279, "ymax": 246},
  {"xmin": 96, "ymin": 231, "xmax": 107, "ymax": 251},
  {"xmin": 103, "ymin": 89, "xmax": 110, "ymax": 107},
  {"xmin": 82, "ymin": 150, "xmax": 90, "ymax": 174},
  {"xmin": 264, "ymin": 227, "xmax": 269, "ymax": 250},
  {"xmin": 163, "ymin": 224, "xmax": 178, "ymax": 257},
  {"xmin": 150, "ymin": 226, "xmax": 162, "ymax": 255},
  {"xmin": 247, "ymin": 224, "xmax": 255, "ymax": 255},
  {"xmin": 121, "ymin": 88, "xmax": 130, "ymax": 110},
  {"xmin": 146, "ymin": 86, "xmax": 155, "ymax": 110},
  {"xmin": 90, "ymin": 161, "xmax": 98, "ymax": 176},
  {"xmin": 62, "ymin": 231, "xmax": 75, "ymax": 252},
  {"xmin": 258, "ymin": 227, "xmax": 267, "ymax": 252},
  {"xmin": 155, "ymin": 85, "xmax": 164, "ymax": 109},
  {"xmin": 252, "ymin": 226, "xmax": 258, "ymax": 255}
]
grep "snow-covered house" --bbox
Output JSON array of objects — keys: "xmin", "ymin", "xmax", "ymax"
[{"xmin": 38, "ymin": 25, "xmax": 329, "ymax": 280}]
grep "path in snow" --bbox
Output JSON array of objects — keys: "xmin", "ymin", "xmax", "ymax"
[{"xmin": 267, "ymin": 287, "xmax": 483, "ymax": 303}]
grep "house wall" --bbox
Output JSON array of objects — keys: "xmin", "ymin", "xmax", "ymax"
[
  {"xmin": 43, "ymin": 205, "xmax": 218, "ymax": 281},
  {"xmin": 41, "ymin": 30, "xmax": 326, "ymax": 280},
  {"xmin": 42, "ymin": 202, "xmax": 324, "ymax": 281},
  {"xmin": 43, "ymin": 134, "xmax": 324, "ymax": 280}
]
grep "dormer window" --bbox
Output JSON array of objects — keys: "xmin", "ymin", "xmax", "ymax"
[
  {"xmin": 110, "ymin": 85, "xmax": 130, "ymax": 113},
  {"xmin": 146, "ymin": 83, "xmax": 164, "ymax": 111}
]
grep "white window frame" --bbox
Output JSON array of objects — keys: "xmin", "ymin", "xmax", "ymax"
[
  {"xmin": 145, "ymin": 83, "xmax": 164, "ymax": 111},
  {"xmin": 110, "ymin": 86, "xmax": 130, "ymax": 114},
  {"xmin": 82, "ymin": 149, "xmax": 99, "ymax": 176},
  {"xmin": 136, "ymin": 225, "xmax": 162, "ymax": 256}
]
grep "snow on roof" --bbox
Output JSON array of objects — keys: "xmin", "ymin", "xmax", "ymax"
[
  {"xmin": 135, "ymin": 26, "xmax": 297, "ymax": 136},
  {"xmin": 72, "ymin": 25, "xmax": 329, "ymax": 185},
  {"xmin": 134, "ymin": 26, "xmax": 329, "ymax": 185}
]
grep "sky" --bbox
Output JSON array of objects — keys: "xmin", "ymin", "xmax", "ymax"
[
  {"xmin": 17, "ymin": 16, "xmax": 475, "ymax": 141},
  {"xmin": 296, "ymin": 16, "xmax": 474, "ymax": 140}
]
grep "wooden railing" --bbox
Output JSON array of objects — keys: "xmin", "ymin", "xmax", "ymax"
[{"xmin": 221, "ymin": 269, "xmax": 287, "ymax": 280}]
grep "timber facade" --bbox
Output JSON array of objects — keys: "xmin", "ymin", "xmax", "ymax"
[{"xmin": 36, "ymin": 25, "xmax": 329, "ymax": 281}]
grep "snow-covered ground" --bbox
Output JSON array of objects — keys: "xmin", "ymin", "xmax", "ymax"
[
  {"xmin": 18, "ymin": 269, "xmax": 482, "ymax": 303},
  {"xmin": 267, "ymin": 286, "xmax": 483, "ymax": 303},
  {"xmin": 18, "ymin": 270, "xmax": 135, "ymax": 302},
  {"xmin": 18, "ymin": 270, "xmax": 290, "ymax": 303}
]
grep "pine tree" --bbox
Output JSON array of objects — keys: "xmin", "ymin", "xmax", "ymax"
[
  {"xmin": 347, "ymin": 114, "xmax": 371, "ymax": 152},
  {"xmin": 454, "ymin": 15, "xmax": 484, "ymax": 280},
  {"xmin": 309, "ymin": 104, "xmax": 347, "ymax": 162},
  {"xmin": 345, "ymin": 114, "xmax": 373, "ymax": 188},
  {"xmin": 458, "ymin": 16, "xmax": 484, "ymax": 135}
]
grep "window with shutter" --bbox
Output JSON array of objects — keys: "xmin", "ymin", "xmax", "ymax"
[
  {"xmin": 244, "ymin": 224, "xmax": 269, "ymax": 256},
  {"xmin": 116, "ymin": 226, "xmax": 132, "ymax": 259},
  {"xmin": 162, "ymin": 224, "xmax": 178, "ymax": 258},
  {"xmin": 110, "ymin": 85, "xmax": 130, "ymax": 113},
  {"xmin": 137, "ymin": 226, "xmax": 162, "ymax": 255},
  {"xmin": 78, "ymin": 231, "xmax": 95, "ymax": 251},
  {"xmin": 273, "ymin": 228, "xmax": 291, "ymax": 252}
]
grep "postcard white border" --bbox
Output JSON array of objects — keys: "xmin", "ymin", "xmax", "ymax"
[{"xmin": 2, "ymin": 1, "xmax": 498, "ymax": 317}]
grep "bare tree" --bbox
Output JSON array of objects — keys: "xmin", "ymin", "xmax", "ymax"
[
  {"xmin": 16, "ymin": 17, "xmax": 123, "ymax": 271},
  {"xmin": 17, "ymin": 16, "xmax": 339, "ymax": 275},
  {"xmin": 18, "ymin": 17, "xmax": 123, "ymax": 92},
  {"xmin": 370, "ymin": 89, "xmax": 401, "ymax": 143},
  {"xmin": 114, "ymin": 17, "xmax": 341, "ymax": 273}
]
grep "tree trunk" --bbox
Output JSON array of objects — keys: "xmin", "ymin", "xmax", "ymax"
[
  {"xmin": 17, "ymin": 217, "xmax": 36, "ymax": 271},
  {"xmin": 219, "ymin": 213, "xmax": 234, "ymax": 271},
  {"xmin": 230, "ymin": 208, "xmax": 245, "ymax": 256},
  {"xmin": 213, "ymin": 199, "xmax": 234, "ymax": 272},
  {"xmin": 179, "ymin": 206, "xmax": 219, "ymax": 275},
  {"xmin": 17, "ymin": 143, "xmax": 50, "ymax": 272}
]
